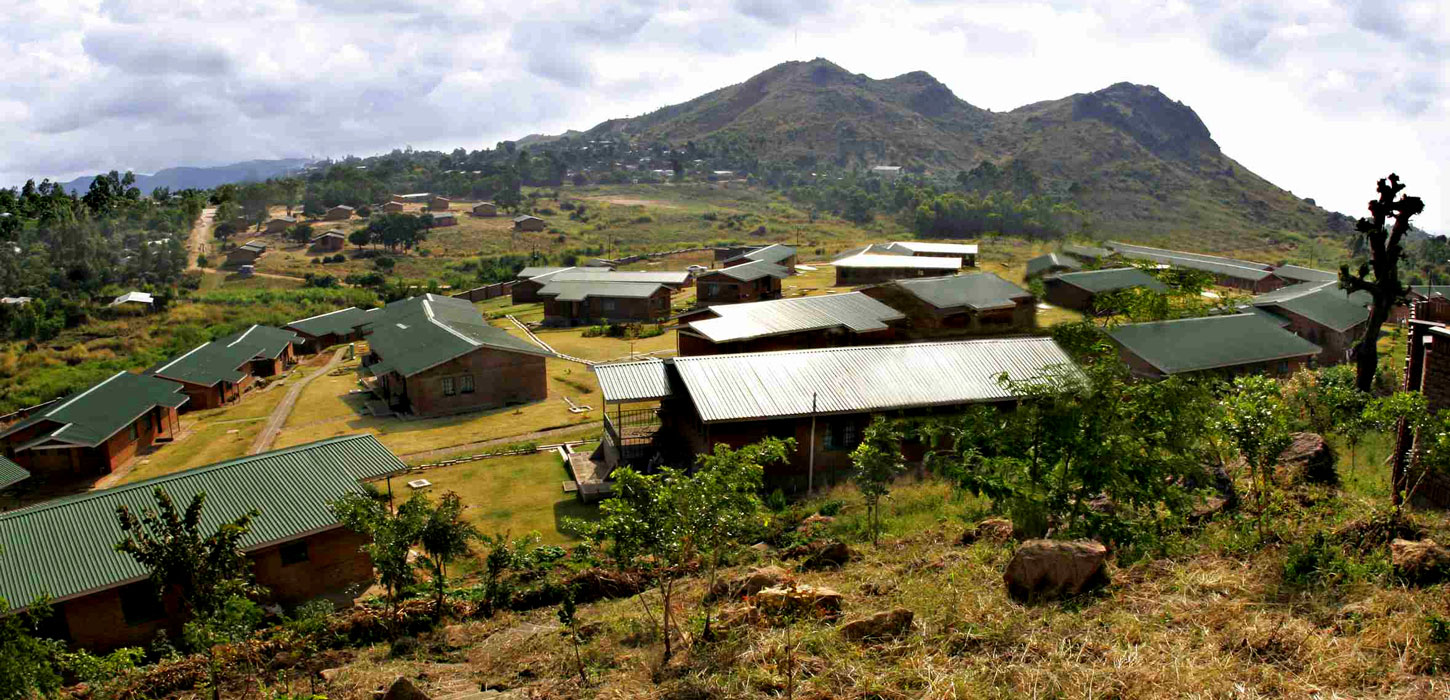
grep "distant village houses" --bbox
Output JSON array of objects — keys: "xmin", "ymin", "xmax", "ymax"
[
  {"xmin": 1041, "ymin": 267, "xmax": 1167, "ymax": 313},
  {"xmin": 472, "ymin": 202, "xmax": 498, "ymax": 217},
  {"xmin": 861, "ymin": 273, "xmax": 1036, "ymax": 332},
  {"xmin": 323, "ymin": 205, "xmax": 355, "ymax": 221},
  {"xmin": 226, "ymin": 240, "xmax": 267, "ymax": 267},
  {"xmin": 513, "ymin": 215, "xmax": 546, "ymax": 232},
  {"xmin": 677, "ymin": 292, "xmax": 904, "ymax": 356}
]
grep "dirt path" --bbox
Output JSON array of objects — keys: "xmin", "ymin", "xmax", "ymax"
[
  {"xmin": 188, "ymin": 207, "xmax": 216, "ymax": 270},
  {"xmin": 198, "ymin": 266, "xmax": 307, "ymax": 282},
  {"xmin": 585, "ymin": 196, "xmax": 680, "ymax": 209},
  {"xmin": 397, "ymin": 421, "xmax": 601, "ymax": 462},
  {"xmin": 249, "ymin": 347, "xmax": 349, "ymax": 455}
]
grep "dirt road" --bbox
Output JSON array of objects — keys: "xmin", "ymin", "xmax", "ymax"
[
  {"xmin": 188, "ymin": 207, "xmax": 216, "ymax": 270},
  {"xmin": 249, "ymin": 347, "xmax": 349, "ymax": 455}
]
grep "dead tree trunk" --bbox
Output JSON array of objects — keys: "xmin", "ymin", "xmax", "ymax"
[{"xmin": 1338, "ymin": 174, "xmax": 1424, "ymax": 393}]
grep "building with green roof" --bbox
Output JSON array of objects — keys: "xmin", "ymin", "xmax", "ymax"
[
  {"xmin": 150, "ymin": 325, "xmax": 299, "ymax": 410},
  {"xmin": 864, "ymin": 272, "xmax": 1037, "ymax": 332},
  {"xmin": 1247, "ymin": 281, "xmax": 1371, "ymax": 366},
  {"xmin": 723, "ymin": 243, "xmax": 798, "ymax": 269},
  {"xmin": 1106, "ymin": 314, "xmax": 1321, "ymax": 379},
  {"xmin": 696, "ymin": 260, "xmax": 792, "ymax": 306},
  {"xmin": 0, "ymin": 434, "xmax": 406, "ymax": 650},
  {"xmin": 285, "ymin": 306, "xmax": 371, "ymax": 353},
  {"xmin": 538, "ymin": 280, "xmax": 673, "ymax": 326},
  {"xmin": 0, "ymin": 372, "xmax": 189, "ymax": 478},
  {"xmin": 361, "ymin": 295, "xmax": 555, "ymax": 416},
  {"xmin": 1025, "ymin": 252, "xmax": 1082, "ymax": 279},
  {"xmin": 0, "ymin": 454, "xmax": 30, "ymax": 491},
  {"xmin": 1042, "ymin": 267, "xmax": 1168, "ymax": 313}
]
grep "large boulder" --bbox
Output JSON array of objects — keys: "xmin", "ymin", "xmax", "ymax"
[
  {"xmin": 708, "ymin": 565, "xmax": 792, "ymax": 601},
  {"xmin": 756, "ymin": 584, "xmax": 844, "ymax": 620},
  {"xmin": 1279, "ymin": 432, "xmax": 1337, "ymax": 485},
  {"xmin": 1003, "ymin": 539, "xmax": 1109, "ymax": 602},
  {"xmin": 960, "ymin": 517, "xmax": 1014, "ymax": 545},
  {"xmin": 786, "ymin": 539, "xmax": 854, "ymax": 570},
  {"xmin": 1391, "ymin": 538, "xmax": 1450, "ymax": 584},
  {"xmin": 382, "ymin": 676, "xmax": 431, "ymax": 700},
  {"xmin": 840, "ymin": 608, "xmax": 914, "ymax": 642}
]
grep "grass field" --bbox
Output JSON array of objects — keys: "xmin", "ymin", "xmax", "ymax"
[{"xmin": 407, "ymin": 449, "xmax": 599, "ymax": 546}]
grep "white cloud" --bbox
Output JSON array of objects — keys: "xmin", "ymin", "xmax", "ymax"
[{"xmin": 0, "ymin": 0, "xmax": 1444, "ymax": 230}]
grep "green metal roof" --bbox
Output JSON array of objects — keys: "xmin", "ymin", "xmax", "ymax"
[
  {"xmin": 1251, "ymin": 282, "xmax": 1370, "ymax": 332},
  {"xmin": 1410, "ymin": 285, "xmax": 1450, "ymax": 298},
  {"xmin": 1062, "ymin": 244, "xmax": 1111, "ymax": 260},
  {"xmin": 0, "ymin": 372, "xmax": 189, "ymax": 449},
  {"xmin": 705, "ymin": 260, "xmax": 792, "ymax": 282},
  {"xmin": 0, "ymin": 434, "xmax": 406, "ymax": 609},
  {"xmin": 1026, "ymin": 253, "xmax": 1081, "ymax": 278},
  {"xmin": 727, "ymin": 244, "xmax": 796, "ymax": 266},
  {"xmin": 537, "ymin": 280, "xmax": 666, "ymax": 301},
  {"xmin": 1049, "ymin": 267, "xmax": 1168, "ymax": 294},
  {"xmin": 1106, "ymin": 242, "xmax": 1275, "ymax": 282},
  {"xmin": 1107, "ymin": 314, "xmax": 1321, "ymax": 376},
  {"xmin": 0, "ymin": 456, "xmax": 29, "ymax": 491},
  {"xmin": 286, "ymin": 307, "xmax": 371, "ymax": 338},
  {"xmin": 1273, "ymin": 265, "xmax": 1337, "ymax": 283},
  {"xmin": 894, "ymin": 273, "xmax": 1033, "ymax": 311},
  {"xmin": 364, "ymin": 294, "xmax": 552, "ymax": 378},
  {"xmin": 151, "ymin": 325, "xmax": 299, "ymax": 387}
]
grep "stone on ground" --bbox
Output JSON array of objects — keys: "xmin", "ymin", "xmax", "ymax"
[
  {"xmin": 840, "ymin": 608, "xmax": 914, "ymax": 642},
  {"xmin": 756, "ymin": 584, "xmax": 844, "ymax": 620},
  {"xmin": 1003, "ymin": 539, "xmax": 1109, "ymax": 602},
  {"xmin": 709, "ymin": 565, "xmax": 792, "ymax": 600},
  {"xmin": 1391, "ymin": 538, "xmax": 1450, "ymax": 584},
  {"xmin": 1279, "ymin": 432, "xmax": 1337, "ymax": 485},
  {"xmin": 960, "ymin": 517, "xmax": 1014, "ymax": 545},
  {"xmin": 382, "ymin": 676, "xmax": 431, "ymax": 700}
]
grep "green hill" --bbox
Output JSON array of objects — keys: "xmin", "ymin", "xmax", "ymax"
[{"xmin": 582, "ymin": 59, "xmax": 1347, "ymax": 249}]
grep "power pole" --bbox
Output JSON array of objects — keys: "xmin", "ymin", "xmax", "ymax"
[{"xmin": 808, "ymin": 392, "xmax": 817, "ymax": 493}]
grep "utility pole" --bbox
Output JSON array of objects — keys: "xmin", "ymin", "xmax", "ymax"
[{"xmin": 807, "ymin": 392, "xmax": 817, "ymax": 493}]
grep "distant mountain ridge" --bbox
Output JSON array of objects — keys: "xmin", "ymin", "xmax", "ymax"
[
  {"xmin": 577, "ymin": 59, "xmax": 1343, "ymax": 246},
  {"xmin": 58, "ymin": 158, "xmax": 311, "ymax": 195}
]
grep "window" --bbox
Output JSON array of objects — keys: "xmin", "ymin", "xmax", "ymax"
[
  {"xmin": 128, "ymin": 422, "xmax": 139, "ymax": 442},
  {"xmin": 822, "ymin": 420, "xmax": 861, "ymax": 451},
  {"xmin": 280, "ymin": 541, "xmax": 310, "ymax": 566},
  {"xmin": 1278, "ymin": 360, "xmax": 1290, "ymax": 375},
  {"xmin": 119, "ymin": 582, "xmax": 165, "ymax": 626},
  {"xmin": 460, "ymin": 375, "xmax": 475, "ymax": 394},
  {"xmin": 601, "ymin": 299, "xmax": 617, "ymax": 312},
  {"xmin": 703, "ymin": 283, "xmax": 718, "ymax": 297},
  {"xmin": 442, "ymin": 377, "xmax": 456, "ymax": 396}
]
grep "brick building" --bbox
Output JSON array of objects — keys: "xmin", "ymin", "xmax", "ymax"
[
  {"xmin": 1245, "ymin": 282, "xmax": 1370, "ymax": 366},
  {"xmin": 832, "ymin": 253, "xmax": 961, "ymax": 286},
  {"xmin": 538, "ymin": 281, "xmax": 672, "ymax": 327},
  {"xmin": 694, "ymin": 261, "xmax": 791, "ymax": 306},
  {"xmin": 264, "ymin": 216, "xmax": 296, "ymax": 234},
  {"xmin": 285, "ymin": 306, "xmax": 371, "ymax": 354},
  {"xmin": 381, "ymin": 201, "xmax": 405, "ymax": 213},
  {"xmin": 1106, "ymin": 314, "xmax": 1321, "ymax": 379},
  {"xmin": 511, "ymin": 268, "xmax": 686, "ymax": 305},
  {"xmin": 310, "ymin": 230, "xmax": 346, "ymax": 251},
  {"xmin": 1387, "ymin": 299, "xmax": 1450, "ymax": 508},
  {"xmin": 0, "ymin": 372, "xmax": 188, "ymax": 479},
  {"xmin": 150, "ymin": 325, "xmax": 299, "ymax": 410},
  {"xmin": 722, "ymin": 243, "xmax": 798, "ymax": 270},
  {"xmin": 431, "ymin": 212, "xmax": 458, "ymax": 227},
  {"xmin": 323, "ymin": 205, "xmax": 355, "ymax": 221},
  {"xmin": 879, "ymin": 241, "xmax": 978, "ymax": 267},
  {"xmin": 1041, "ymin": 267, "xmax": 1168, "ymax": 313},
  {"xmin": 1106, "ymin": 241, "xmax": 1285, "ymax": 293},
  {"xmin": 0, "ymin": 435, "xmax": 406, "ymax": 651},
  {"xmin": 472, "ymin": 202, "xmax": 498, "ymax": 217},
  {"xmin": 225, "ymin": 240, "xmax": 267, "ymax": 267},
  {"xmin": 677, "ymin": 292, "xmax": 904, "ymax": 356},
  {"xmin": 429, "ymin": 196, "xmax": 451, "ymax": 211},
  {"xmin": 513, "ymin": 215, "xmax": 546, "ymax": 232},
  {"xmin": 360, "ymin": 295, "xmax": 553, "ymax": 417},
  {"xmin": 861, "ymin": 273, "xmax": 1036, "ymax": 333},
  {"xmin": 1025, "ymin": 252, "xmax": 1081, "ymax": 279},
  {"xmin": 595, "ymin": 338, "xmax": 1076, "ymax": 488}
]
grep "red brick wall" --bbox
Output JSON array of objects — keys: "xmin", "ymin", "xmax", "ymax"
[
  {"xmin": 401, "ymin": 347, "xmax": 548, "ymax": 417},
  {"xmin": 3, "ymin": 407, "xmax": 176, "ymax": 477},
  {"xmin": 1043, "ymin": 279, "xmax": 1096, "ymax": 312},
  {"xmin": 1267, "ymin": 308, "xmax": 1362, "ymax": 366},
  {"xmin": 60, "ymin": 581, "xmax": 182, "ymax": 651},
  {"xmin": 542, "ymin": 290, "xmax": 671, "ymax": 326},
  {"xmin": 695, "ymin": 274, "xmax": 782, "ymax": 305}
]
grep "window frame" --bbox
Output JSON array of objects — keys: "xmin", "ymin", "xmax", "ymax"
[
  {"xmin": 460, "ymin": 374, "xmax": 475, "ymax": 394},
  {"xmin": 119, "ymin": 582, "xmax": 165, "ymax": 627},
  {"xmin": 441, "ymin": 376, "xmax": 456, "ymax": 396},
  {"xmin": 279, "ymin": 540, "xmax": 310, "ymax": 567}
]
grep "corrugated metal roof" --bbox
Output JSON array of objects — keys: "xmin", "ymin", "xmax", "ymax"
[
  {"xmin": 832, "ymin": 243, "xmax": 911, "ymax": 262},
  {"xmin": 1411, "ymin": 285, "xmax": 1450, "ymax": 298},
  {"xmin": 151, "ymin": 325, "xmax": 299, "ymax": 387},
  {"xmin": 110, "ymin": 291, "xmax": 153, "ymax": 306},
  {"xmin": 704, "ymin": 260, "xmax": 792, "ymax": 282},
  {"xmin": 286, "ymin": 307, "xmax": 370, "ymax": 337},
  {"xmin": 364, "ymin": 295, "xmax": 553, "ymax": 378},
  {"xmin": 538, "ymin": 280, "xmax": 665, "ymax": 301},
  {"xmin": 552, "ymin": 270, "xmax": 692, "ymax": 285},
  {"xmin": 726, "ymin": 244, "xmax": 796, "ymax": 266},
  {"xmin": 1106, "ymin": 242, "xmax": 1275, "ymax": 281},
  {"xmin": 674, "ymin": 337, "xmax": 1076, "ymax": 423},
  {"xmin": 1026, "ymin": 253, "xmax": 1081, "ymax": 278},
  {"xmin": 1049, "ymin": 267, "xmax": 1168, "ymax": 294},
  {"xmin": 0, "ymin": 372, "xmax": 189, "ymax": 448},
  {"xmin": 1062, "ymin": 244, "xmax": 1111, "ymax": 260},
  {"xmin": 1273, "ymin": 265, "xmax": 1337, "ymax": 283},
  {"xmin": 0, "ymin": 435, "xmax": 406, "ymax": 609},
  {"xmin": 0, "ymin": 456, "xmax": 29, "ymax": 491},
  {"xmin": 686, "ymin": 292, "xmax": 904, "ymax": 343},
  {"xmin": 896, "ymin": 273, "xmax": 1032, "ymax": 311},
  {"xmin": 1107, "ymin": 314, "xmax": 1321, "ymax": 375},
  {"xmin": 1250, "ymin": 282, "xmax": 1370, "ymax": 332},
  {"xmin": 517, "ymin": 266, "xmax": 574, "ymax": 279},
  {"xmin": 832, "ymin": 253, "xmax": 962, "ymax": 270},
  {"xmin": 594, "ymin": 359, "xmax": 673, "ymax": 402},
  {"xmin": 887, "ymin": 241, "xmax": 978, "ymax": 255}
]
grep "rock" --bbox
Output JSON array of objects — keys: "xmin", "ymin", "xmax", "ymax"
[
  {"xmin": 1279, "ymin": 432, "xmax": 1337, "ymax": 485},
  {"xmin": 382, "ymin": 676, "xmax": 431, "ymax": 700},
  {"xmin": 840, "ymin": 608, "xmax": 914, "ymax": 642},
  {"xmin": 749, "ymin": 542, "xmax": 771, "ymax": 553},
  {"xmin": 1391, "ymin": 538, "xmax": 1450, "ymax": 584},
  {"xmin": 859, "ymin": 580, "xmax": 896, "ymax": 596},
  {"xmin": 442, "ymin": 624, "xmax": 470, "ymax": 648},
  {"xmin": 319, "ymin": 668, "xmax": 344, "ymax": 683},
  {"xmin": 1003, "ymin": 539, "xmax": 1109, "ymax": 602},
  {"xmin": 960, "ymin": 517, "xmax": 1014, "ymax": 545},
  {"xmin": 756, "ymin": 584, "xmax": 844, "ymax": 620},
  {"xmin": 709, "ymin": 565, "xmax": 792, "ymax": 600},
  {"xmin": 1188, "ymin": 496, "xmax": 1228, "ymax": 524},
  {"xmin": 789, "ymin": 539, "xmax": 853, "ymax": 570},
  {"xmin": 797, "ymin": 513, "xmax": 836, "ymax": 531}
]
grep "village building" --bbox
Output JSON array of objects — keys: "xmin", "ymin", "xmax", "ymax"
[
  {"xmin": 694, "ymin": 261, "xmax": 792, "ymax": 306},
  {"xmin": 284, "ymin": 306, "xmax": 371, "ymax": 354},
  {"xmin": 310, "ymin": 230, "xmax": 346, "ymax": 251},
  {"xmin": 512, "ymin": 268, "xmax": 689, "ymax": 304},
  {"xmin": 537, "ymin": 281, "xmax": 672, "ymax": 327},
  {"xmin": 713, "ymin": 245, "xmax": 763, "ymax": 263},
  {"xmin": 861, "ymin": 273, "xmax": 1036, "ymax": 332},
  {"xmin": 323, "ymin": 205, "xmax": 355, "ymax": 221},
  {"xmin": 360, "ymin": 295, "xmax": 553, "ymax": 417},
  {"xmin": 722, "ymin": 244, "xmax": 798, "ymax": 270},
  {"xmin": 108, "ymin": 291, "xmax": 153, "ymax": 310},
  {"xmin": 1, "ymin": 296, "xmax": 31, "ymax": 306},
  {"xmin": 0, "ymin": 455, "xmax": 28, "ymax": 491},
  {"xmin": 430, "ymin": 212, "xmax": 458, "ymax": 227},
  {"xmin": 1041, "ymin": 267, "xmax": 1168, "ymax": 312},
  {"xmin": 677, "ymin": 292, "xmax": 904, "ymax": 356},
  {"xmin": 1272, "ymin": 265, "xmax": 1338, "ymax": 285},
  {"xmin": 381, "ymin": 201, "xmax": 405, "ymax": 213},
  {"xmin": 1061, "ymin": 244, "xmax": 1113, "ymax": 262},
  {"xmin": 393, "ymin": 193, "xmax": 431, "ymax": 203},
  {"xmin": 472, "ymin": 202, "xmax": 498, "ymax": 217},
  {"xmin": 0, "ymin": 435, "xmax": 406, "ymax": 651},
  {"xmin": 595, "ymin": 337, "xmax": 1075, "ymax": 486},
  {"xmin": 264, "ymin": 216, "xmax": 297, "ymax": 234},
  {"xmin": 1106, "ymin": 314, "xmax": 1321, "ymax": 380},
  {"xmin": 1106, "ymin": 241, "xmax": 1285, "ymax": 292},
  {"xmin": 149, "ymin": 325, "xmax": 298, "ymax": 410},
  {"xmin": 881, "ymin": 241, "xmax": 978, "ymax": 266},
  {"xmin": 870, "ymin": 165, "xmax": 903, "ymax": 178},
  {"xmin": 429, "ymin": 196, "xmax": 451, "ymax": 211},
  {"xmin": 1024, "ymin": 252, "xmax": 1082, "ymax": 279},
  {"xmin": 225, "ymin": 240, "xmax": 267, "ymax": 267},
  {"xmin": 512, "ymin": 266, "xmax": 577, "ymax": 303},
  {"xmin": 0, "ymin": 372, "xmax": 188, "ymax": 478},
  {"xmin": 1389, "ymin": 300, "xmax": 1450, "ymax": 508},
  {"xmin": 832, "ymin": 253, "xmax": 961, "ymax": 286},
  {"xmin": 1244, "ymin": 282, "xmax": 1370, "ymax": 366},
  {"xmin": 513, "ymin": 215, "xmax": 546, "ymax": 232}
]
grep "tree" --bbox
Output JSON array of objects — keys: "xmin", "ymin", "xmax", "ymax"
[
  {"xmin": 213, "ymin": 221, "xmax": 237, "ymax": 242},
  {"xmin": 850, "ymin": 417, "xmax": 904, "ymax": 545},
  {"xmin": 289, "ymin": 222, "xmax": 314, "ymax": 246},
  {"xmin": 416, "ymin": 492, "xmax": 479, "ymax": 619},
  {"xmin": 1339, "ymin": 174, "xmax": 1425, "ymax": 392},
  {"xmin": 1218, "ymin": 375, "xmax": 1294, "ymax": 530},
  {"xmin": 1365, "ymin": 391, "xmax": 1430, "ymax": 505},
  {"xmin": 114, "ymin": 488, "xmax": 259, "ymax": 622},
  {"xmin": 0, "ymin": 595, "xmax": 63, "ymax": 700},
  {"xmin": 329, "ymin": 490, "xmax": 428, "ymax": 635},
  {"xmin": 557, "ymin": 587, "xmax": 588, "ymax": 687},
  {"xmin": 348, "ymin": 229, "xmax": 372, "ymax": 250}
]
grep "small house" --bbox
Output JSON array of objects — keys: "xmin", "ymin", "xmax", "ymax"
[
  {"xmin": 264, "ymin": 216, "xmax": 297, "ymax": 234},
  {"xmin": 881, "ymin": 241, "xmax": 978, "ymax": 267},
  {"xmin": 513, "ymin": 215, "xmax": 546, "ymax": 232},
  {"xmin": 429, "ymin": 196, "xmax": 451, "ymax": 212},
  {"xmin": 695, "ymin": 261, "xmax": 792, "ymax": 306},
  {"xmin": 150, "ymin": 325, "xmax": 298, "ymax": 410},
  {"xmin": 310, "ymin": 230, "xmax": 346, "ymax": 251},
  {"xmin": 722, "ymin": 244, "xmax": 798, "ymax": 270},
  {"xmin": 678, "ymin": 292, "xmax": 904, "ymax": 356},
  {"xmin": 323, "ymin": 205, "xmax": 355, "ymax": 221},
  {"xmin": 226, "ymin": 240, "xmax": 267, "ymax": 267},
  {"xmin": 1106, "ymin": 314, "xmax": 1321, "ymax": 379},
  {"xmin": 1, "ymin": 296, "xmax": 31, "ymax": 306},
  {"xmin": 430, "ymin": 212, "xmax": 458, "ymax": 227},
  {"xmin": 285, "ymin": 307, "xmax": 371, "ymax": 354},
  {"xmin": 1245, "ymin": 282, "xmax": 1371, "ymax": 366},
  {"xmin": 472, "ymin": 202, "xmax": 498, "ymax": 217},
  {"xmin": 381, "ymin": 201, "xmax": 405, "ymax": 213},
  {"xmin": 538, "ymin": 281, "xmax": 672, "ymax": 327},
  {"xmin": 831, "ymin": 253, "xmax": 961, "ymax": 286},
  {"xmin": 108, "ymin": 291, "xmax": 154, "ymax": 310},
  {"xmin": 1041, "ymin": 268, "xmax": 1167, "ymax": 313},
  {"xmin": 1106, "ymin": 242, "xmax": 1285, "ymax": 293},
  {"xmin": 861, "ymin": 273, "xmax": 1036, "ymax": 332},
  {"xmin": 1024, "ymin": 252, "xmax": 1081, "ymax": 279}
]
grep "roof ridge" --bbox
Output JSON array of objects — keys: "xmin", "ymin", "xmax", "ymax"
[
  {"xmin": 674, "ymin": 336, "xmax": 1050, "ymax": 363},
  {"xmin": 44, "ymin": 371, "xmax": 125, "ymax": 418},
  {"xmin": 421, "ymin": 299, "xmax": 482, "ymax": 347},
  {"xmin": 289, "ymin": 306, "xmax": 359, "ymax": 325},
  {"xmin": 226, "ymin": 325, "xmax": 261, "ymax": 348},
  {"xmin": 0, "ymin": 435, "xmax": 374, "ymax": 522}
]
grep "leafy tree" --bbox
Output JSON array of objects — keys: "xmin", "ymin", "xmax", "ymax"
[
  {"xmin": 183, "ymin": 595, "xmax": 264, "ymax": 700},
  {"xmin": 1339, "ymin": 174, "xmax": 1425, "ymax": 392},
  {"xmin": 348, "ymin": 229, "xmax": 372, "ymax": 250},
  {"xmin": 416, "ymin": 491, "xmax": 479, "ymax": 619},
  {"xmin": 850, "ymin": 417, "xmax": 904, "ymax": 545},
  {"xmin": 213, "ymin": 221, "xmax": 238, "ymax": 242},
  {"xmin": 329, "ymin": 490, "xmax": 428, "ymax": 635},
  {"xmin": 0, "ymin": 595, "xmax": 63, "ymax": 700},
  {"xmin": 1365, "ymin": 391, "xmax": 1430, "ymax": 505},
  {"xmin": 114, "ymin": 488, "xmax": 259, "ymax": 621},
  {"xmin": 289, "ymin": 222, "xmax": 314, "ymax": 246},
  {"xmin": 1218, "ymin": 375, "xmax": 1295, "ymax": 530},
  {"xmin": 557, "ymin": 587, "xmax": 588, "ymax": 686}
]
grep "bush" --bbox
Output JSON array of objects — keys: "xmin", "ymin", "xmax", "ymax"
[
  {"xmin": 196, "ymin": 254, "xmax": 209, "ymax": 268},
  {"xmin": 817, "ymin": 500, "xmax": 844, "ymax": 517},
  {"xmin": 374, "ymin": 257, "xmax": 395, "ymax": 271}
]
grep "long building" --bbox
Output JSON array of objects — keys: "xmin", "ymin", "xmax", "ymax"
[
  {"xmin": 1105, "ymin": 241, "xmax": 1285, "ymax": 292},
  {"xmin": 694, "ymin": 261, "xmax": 793, "ymax": 306},
  {"xmin": 511, "ymin": 268, "xmax": 689, "ymax": 304},
  {"xmin": 1106, "ymin": 314, "xmax": 1321, "ymax": 379},
  {"xmin": 1042, "ymin": 268, "xmax": 1168, "ymax": 312},
  {"xmin": 1244, "ymin": 282, "xmax": 1371, "ymax": 366},
  {"xmin": 678, "ymin": 292, "xmax": 904, "ymax": 356},
  {"xmin": 149, "ymin": 325, "xmax": 299, "ymax": 410},
  {"xmin": 831, "ymin": 253, "xmax": 961, "ymax": 286},
  {"xmin": 285, "ymin": 307, "xmax": 371, "ymax": 354},
  {"xmin": 861, "ymin": 273, "xmax": 1036, "ymax": 332}
]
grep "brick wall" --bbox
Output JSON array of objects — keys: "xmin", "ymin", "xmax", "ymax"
[
  {"xmin": 511, "ymin": 278, "xmax": 547, "ymax": 304},
  {"xmin": 402, "ymin": 347, "xmax": 548, "ymax": 417},
  {"xmin": 1042, "ymin": 279, "xmax": 1096, "ymax": 312},
  {"xmin": 542, "ymin": 290, "xmax": 671, "ymax": 326},
  {"xmin": 835, "ymin": 266, "xmax": 955, "ymax": 286},
  {"xmin": 3, "ymin": 407, "xmax": 177, "ymax": 477},
  {"xmin": 695, "ymin": 274, "xmax": 782, "ymax": 305},
  {"xmin": 453, "ymin": 281, "xmax": 514, "ymax": 303}
]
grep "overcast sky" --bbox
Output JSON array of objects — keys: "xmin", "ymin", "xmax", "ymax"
[{"xmin": 3, "ymin": 0, "xmax": 1446, "ymax": 230}]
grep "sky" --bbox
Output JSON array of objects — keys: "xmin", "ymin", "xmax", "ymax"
[{"xmin": 2, "ymin": 0, "xmax": 1446, "ymax": 231}]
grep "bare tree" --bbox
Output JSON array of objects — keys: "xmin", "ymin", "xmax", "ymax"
[{"xmin": 1339, "ymin": 173, "xmax": 1425, "ymax": 392}]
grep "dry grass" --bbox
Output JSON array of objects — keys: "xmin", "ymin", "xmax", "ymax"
[{"xmin": 407, "ymin": 450, "xmax": 599, "ymax": 545}]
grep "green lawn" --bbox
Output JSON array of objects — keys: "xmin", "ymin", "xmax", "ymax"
[{"xmin": 410, "ymin": 450, "xmax": 600, "ymax": 545}]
